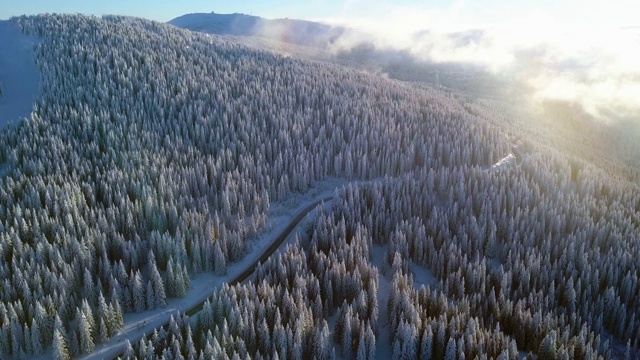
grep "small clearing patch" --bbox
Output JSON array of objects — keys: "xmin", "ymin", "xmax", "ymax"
[{"xmin": 409, "ymin": 260, "xmax": 438, "ymax": 289}]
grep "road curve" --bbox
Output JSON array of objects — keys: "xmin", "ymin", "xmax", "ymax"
[
  {"xmin": 109, "ymin": 195, "xmax": 334, "ymax": 359},
  {"xmin": 185, "ymin": 195, "xmax": 334, "ymax": 316}
]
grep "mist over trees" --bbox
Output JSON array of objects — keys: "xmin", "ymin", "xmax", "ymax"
[{"xmin": 0, "ymin": 13, "xmax": 637, "ymax": 359}]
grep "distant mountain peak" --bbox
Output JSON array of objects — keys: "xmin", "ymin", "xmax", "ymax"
[{"xmin": 168, "ymin": 12, "xmax": 345, "ymax": 49}]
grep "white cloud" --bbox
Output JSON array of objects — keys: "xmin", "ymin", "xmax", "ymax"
[{"xmin": 317, "ymin": 2, "xmax": 640, "ymax": 120}]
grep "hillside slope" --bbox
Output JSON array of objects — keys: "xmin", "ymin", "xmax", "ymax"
[
  {"xmin": 169, "ymin": 12, "xmax": 345, "ymax": 49},
  {"xmin": 0, "ymin": 14, "xmax": 637, "ymax": 360}
]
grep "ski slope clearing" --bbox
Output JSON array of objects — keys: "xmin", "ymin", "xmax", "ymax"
[{"xmin": 0, "ymin": 20, "xmax": 40, "ymax": 129}]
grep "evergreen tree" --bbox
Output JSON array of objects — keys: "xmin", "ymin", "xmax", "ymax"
[
  {"xmin": 185, "ymin": 326, "xmax": 197, "ymax": 360},
  {"xmin": 392, "ymin": 337, "xmax": 403, "ymax": 360},
  {"xmin": 342, "ymin": 312, "xmax": 353, "ymax": 359},
  {"xmin": 166, "ymin": 258, "xmax": 177, "ymax": 297},
  {"xmin": 214, "ymin": 241, "xmax": 227, "ymax": 275},
  {"xmin": 123, "ymin": 339, "xmax": 135, "ymax": 360},
  {"xmin": 31, "ymin": 319, "xmax": 43, "ymax": 355},
  {"xmin": 138, "ymin": 337, "xmax": 148, "ymax": 360},
  {"xmin": 11, "ymin": 319, "xmax": 23, "ymax": 357},
  {"xmin": 112, "ymin": 297, "xmax": 125, "ymax": 334},
  {"xmin": 23, "ymin": 323, "xmax": 32, "ymax": 356},
  {"xmin": 258, "ymin": 318, "xmax": 270, "ymax": 355},
  {"xmin": 357, "ymin": 330, "xmax": 367, "ymax": 360},
  {"xmin": 149, "ymin": 251, "xmax": 167, "ymax": 308},
  {"xmin": 420, "ymin": 325, "xmax": 433, "ymax": 360},
  {"xmin": 132, "ymin": 270, "xmax": 146, "ymax": 312},
  {"xmin": 146, "ymin": 280, "xmax": 155, "ymax": 310},
  {"xmin": 98, "ymin": 317, "xmax": 109, "ymax": 344},
  {"xmin": 52, "ymin": 328, "xmax": 70, "ymax": 360},
  {"xmin": 180, "ymin": 262, "xmax": 191, "ymax": 296},
  {"xmin": 538, "ymin": 332, "xmax": 557, "ymax": 360},
  {"xmin": 445, "ymin": 338, "xmax": 457, "ymax": 360},
  {"xmin": 366, "ymin": 324, "xmax": 376, "ymax": 360},
  {"xmin": 79, "ymin": 313, "xmax": 95, "ymax": 354}
]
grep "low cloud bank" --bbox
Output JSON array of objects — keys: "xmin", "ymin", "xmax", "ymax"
[{"xmin": 321, "ymin": 11, "xmax": 640, "ymax": 121}]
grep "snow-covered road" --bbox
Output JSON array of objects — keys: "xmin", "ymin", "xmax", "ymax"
[{"xmin": 79, "ymin": 192, "xmax": 335, "ymax": 360}]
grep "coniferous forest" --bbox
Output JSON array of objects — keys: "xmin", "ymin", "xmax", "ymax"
[{"xmin": 0, "ymin": 14, "xmax": 638, "ymax": 360}]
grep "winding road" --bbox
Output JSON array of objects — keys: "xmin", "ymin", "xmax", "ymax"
[
  {"xmin": 184, "ymin": 195, "xmax": 334, "ymax": 316},
  {"xmin": 103, "ymin": 195, "xmax": 334, "ymax": 360}
]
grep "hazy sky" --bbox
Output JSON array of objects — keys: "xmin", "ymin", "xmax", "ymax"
[
  {"xmin": 0, "ymin": 0, "xmax": 344, "ymax": 22},
  {"xmin": 0, "ymin": 0, "xmax": 637, "ymax": 26}
]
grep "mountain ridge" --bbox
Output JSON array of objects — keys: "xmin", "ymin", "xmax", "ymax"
[{"xmin": 168, "ymin": 12, "xmax": 345, "ymax": 49}]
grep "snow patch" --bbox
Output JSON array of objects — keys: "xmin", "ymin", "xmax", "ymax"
[
  {"xmin": 0, "ymin": 20, "xmax": 40, "ymax": 130},
  {"xmin": 490, "ymin": 153, "xmax": 516, "ymax": 171},
  {"xmin": 409, "ymin": 260, "xmax": 438, "ymax": 289}
]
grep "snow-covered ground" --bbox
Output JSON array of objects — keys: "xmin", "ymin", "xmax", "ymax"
[
  {"xmin": 0, "ymin": 20, "xmax": 40, "ymax": 130},
  {"xmin": 76, "ymin": 179, "xmax": 344, "ymax": 360},
  {"xmin": 490, "ymin": 153, "xmax": 516, "ymax": 171},
  {"xmin": 409, "ymin": 260, "xmax": 438, "ymax": 289},
  {"xmin": 242, "ymin": 197, "xmax": 335, "ymax": 286}
]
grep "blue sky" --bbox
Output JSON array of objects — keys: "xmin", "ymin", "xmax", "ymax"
[
  {"xmin": 0, "ymin": 0, "xmax": 355, "ymax": 22},
  {"xmin": 0, "ymin": 0, "xmax": 637, "ymax": 32},
  {"xmin": 0, "ymin": 1, "xmax": 431, "ymax": 22},
  {"xmin": 0, "ymin": 0, "xmax": 634, "ymax": 25}
]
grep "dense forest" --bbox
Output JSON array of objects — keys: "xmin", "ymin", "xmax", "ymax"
[{"xmin": 0, "ymin": 14, "xmax": 637, "ymax": 359}]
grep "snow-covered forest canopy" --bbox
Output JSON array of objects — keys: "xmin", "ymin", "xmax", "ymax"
[{"xmin": 0, "ymin": 13, "xmax": 638, "ymax": 360}]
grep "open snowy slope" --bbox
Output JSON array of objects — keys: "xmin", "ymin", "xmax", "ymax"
[{"xmin": 0, "ymin": 20, "xmax": 39, "ymax": 129}]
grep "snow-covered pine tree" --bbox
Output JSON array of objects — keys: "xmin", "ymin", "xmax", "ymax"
[
  {"xmin": 149, "ymin": 252, "xmax": 166, "ymax": 304},
  {"xmin": 445, "ymin": 338, "xmax": 457, "ymax": 360},
  {"xmin": 52, "ymin": 327, "xmax": 70, "ymax": 360},
  {"xmin": 78, "ymin": 312, "xmax": 95, "ymax": 354},
  {"xmin": 132, "ymin": 270, "xmax": 146, "ymax": 312},
  {"xmin": 213, "ymin": 240, "xmax": 227, "ymax": 276}
]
